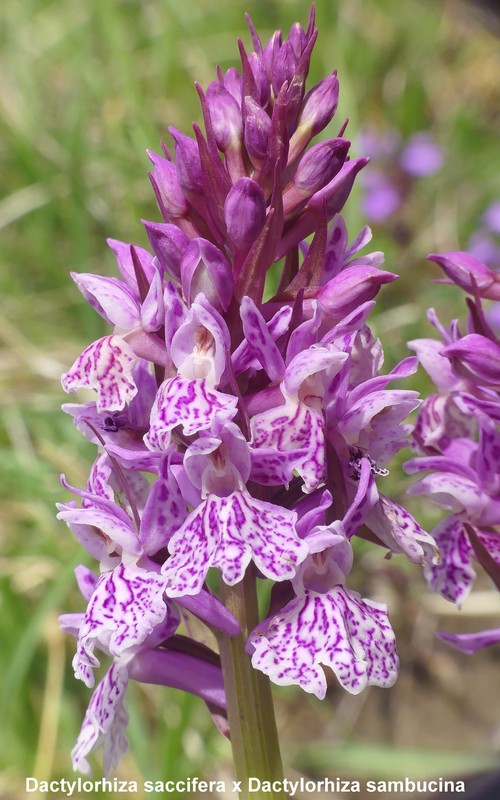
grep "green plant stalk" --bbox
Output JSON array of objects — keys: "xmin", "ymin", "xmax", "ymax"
[{"xmin": 217, "ymin": 571, "xmax": 287, "ymax": 800}]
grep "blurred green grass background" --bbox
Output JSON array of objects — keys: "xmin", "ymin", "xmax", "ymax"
[{"xmin": 1, "ymin": 0, "xmax": 499, "ymax": 797}]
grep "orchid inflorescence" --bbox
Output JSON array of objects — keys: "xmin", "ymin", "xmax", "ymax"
[
  {"xmin": 406, "ymin": 251, "xmax": 500, "ymax": 654},
  {"xmin": 56, "ymin": 6, "xmax": 496, "ymax": 780}
]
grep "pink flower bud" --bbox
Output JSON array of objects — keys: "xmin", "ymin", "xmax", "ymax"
[
  {"xmin": 181, "ymin": 238, "xmax": 234, "ymax": 311},
  {"xmin": 147, "ymin": 150, "xmax": 188, "ymax": 218},
  {"xmin": 316, "ymin": 266, "xmax": 398, "ymax": 320},
  {"xmin": 441, "ymin": 334, "xmax": 500, "ymax": 388},
  {"xmin": 289, "ymin": 73, "xmax": 339, "ymax": 160},
  {"xmin": 224, "ymin": 178, "xmax": 266, "ymax": 247},
  {"xmin": 169, "ymin": 127, "xmax": 203, "ymax": 194},
  {"xmin": 428, "ymin": 251, "xmax": 500, "ymax": 300},
  {"xmin": 294, "ymin": 138, "xmax": 350, "ymax": 192},
  {"xmin": 142, "ymin": 220, "xmax": 189, "ymax": 281},
  {"xmin": 205, "ymin": 83, "xmax": 243, "ymax": 152},
  {"xmin": 243, "ymin": 96, "xmax": 271, "ymax": 162}
]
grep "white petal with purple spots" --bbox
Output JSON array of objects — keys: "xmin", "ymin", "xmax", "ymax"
[
  {"xmin": 367, "ymin": 494, "xmax": 439, "ymax": 566},
  {"xmin": 249, "ymin": 585, "xmax": 398, "ymax": 698},
  {"xmin": 251, "ymin": 401, "xmax": 326, "ymax": 492},
  {"xmin": 423, "ymin": 516, "xmax": 475, "ymax": 605},
  {"xmin": 74, "ymin": 563, "xmax": 170, "ymax": 686},
  {"xmin": 163, "ymin": 491, "xmax": 308, "ymax": 596},
  {"xmin": 72, "ymin": 662, "xmax": 129, "ymax": 775},
  {"xmin": 145, "ymin": 376, "xmax": 238, "ymax": 451},
  {"xmin": 62, "ymin": 335, "xmax": 137, "ymax": 413}
]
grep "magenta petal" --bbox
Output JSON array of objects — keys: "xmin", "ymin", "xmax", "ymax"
[
  {"xmin": 171, "ymin": 297, "xmax": 230, "ymax": 385},
  {"xmin": 106, "ymin": 239, "xmax": 156, "ymax": 288},
  {"xmin": 72, "ymin": 662, "xmax": 129, "ymax": 776},
  {"xmin": 74, "ymin": 565, "xmax": 99, "ymax": 602},
  {"xmin": 442, "ymin": 333, "xmax": 500, "ymax": 387},
  {"xmin": 240, "ymin": 296, "xmax": 286, "ymax": 383},
  {"xmin": 181, "ymin": 238, "xmax": 234, "ymax": 312},
  {"xmin": 407, "ymin": 337, "xmax": 459, "ymax": 391},
  {"xmin": 70, "ymin": 272, "xmax": 140, "ymax": 329},
  {"xmin": 139, "ymin": 454, "xmax": 188, "ymax": 555},
  {"xmin": 128, "ymin": 648, "xmax": 226, "ymax": 709},
  {"xmin": 56, "ymin": 502, "xmax": 142, "ymax": 561},
  {"xmin": 177, "ymin": 589, "xmax": 240, "ymax": 636},
  {"xmin": 140, "ymin": 267, "xmax": 165, "ymax": 332},
  {"xmin": 367, "ymin": 495, "xmax": 439, "ymax": 566},
  {"xmin": 62, "ymin": 335, "xmax": 138, "ymax": 414},
  {"xmin": 249, "ymin": 585, "xmax": 398, "ymax": 698},
  {"xmin": 437, "ymin": 627, "xmax": 500, "ymax": 654},
  {"xmin": 250, "ymin": 445, "xmax": 311, "ymax": 487},
  {"xmin": 283, "ymin": 345, "xmax": 348, "ymax": 396},
  {"xmin": 408, "ymin": 471, "xmax": 488, "ymax": 519},
  {"xmin": 428, "ymin": 251, "xmax": 500, "ymax": 299}
]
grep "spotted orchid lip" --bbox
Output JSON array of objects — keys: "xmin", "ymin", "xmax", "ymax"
[{"xmin": 248, "ymin": 585, "xmax": 399, "ymax": 699}]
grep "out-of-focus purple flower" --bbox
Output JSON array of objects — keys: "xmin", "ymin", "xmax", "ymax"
[
  {"xmin": 399, "ymin": 132, "xmax": 444, "ymax": 177},
  {"xmin": 467, "ymin": 200, "xmax": 500, "ymax": 269},
  {"xmin": 361, "ymin": 172, "xmax": 402, "ymax": 224},
  {"xmin": 359, "ymin": 127, "xmax": 444, "ymax": 223}
]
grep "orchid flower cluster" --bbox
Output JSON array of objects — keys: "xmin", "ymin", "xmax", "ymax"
[
  {"xmin": 57, "ymin": 7, "xmax": 440, "ymax": 779},
  {"xmin": 405, "ymin": 251, "xmax": 500, "ymax": 654}
]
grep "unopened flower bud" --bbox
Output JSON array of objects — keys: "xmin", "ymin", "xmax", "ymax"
[
  {"xmin": 289, "ymin": 73, "xmax": 339, "ymax": 160},
  {"xmin": 428, "ymin": 251, "xmax": 500, "ymax": 300},
  {"xmin": 262, "ymin": 30, "xmax": 281, "ymax": 83},
  {"xmin": 272, "ymin": 40, "xmax": 298, "ymax": 96},
  {"xmin": 142, "ymin": 220, "xmax": 190, "ymax": 281},
  {"xmin": 308, "ymin": 158, "xmax": 369, "ymax": 215},
  {"xmin": 224, "ymin": 178, "xmax": 266, "ymax": 247},
  {"xmin": 288, "ymin": 21, "xmax": 307, "ymax": 58},
  {"xmin": 248, "ymin": 52, "xmax": 270, "ymax": 108},
  {"xmin": 243, "ymin": 97, "xmax": 271, "ymax": 162},
  {"xmin": 294, "ymin": 138, "xmax": 350, "ymax": 192},
  {"xmin": 221, "ymin": 66, "xmax": 242, "ymax": 103},
  {"xmin": 181, "ymin": 238, "xmax": 234, "ymax": 311},
  {"xmin": 169, "ymin": 127, "xmax": 203, "ymax": 194},
  {"xmin": 206, "ymin": 83, "xmax": 243, "ymax": 152},
  {"xmin": 316, "ymin": 266, "xmax": 398, "ymax": 320},
  {"xmin": 441, "ymin": 334, "xmax": 500, "ymax": 388},
  {"xmin": 147, "ymin": 150, "xmax": 188, "ymax": 218}
]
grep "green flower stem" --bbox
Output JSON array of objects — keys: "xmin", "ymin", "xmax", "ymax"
[{"xmin": 217, "ymin": 571, "xmax": 287, "ymax": 800}]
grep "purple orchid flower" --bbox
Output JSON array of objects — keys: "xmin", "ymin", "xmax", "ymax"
[
  {"xmin": 57, "ymin": 7, "xmax": 441, "ymax": 776},
  {"xmin": 406, "ymin": 249, "xmax": 500, "ymax": 658},
  {"xmin": 359, "ymin": 127, "xmax": 444, "ymax": 224},
  {"xmin": 248, "ymin": 461, "xmax": 399, "ymax": 696}
]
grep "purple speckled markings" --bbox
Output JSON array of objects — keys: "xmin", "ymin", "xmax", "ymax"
[
  {"xmin": 163, "ymin": 491, "xmax": 307, "ymax": 595},
  {"xmin": 71, "ymin": 662, "xmax": 129, "ymax": 775},
  {"xmin": 62, "ymin": 335, "xmax": 138, "ymax": 413},
  {"xmin": 249, "ymin": 588, "xmax": 398, "ymax": 698}
]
